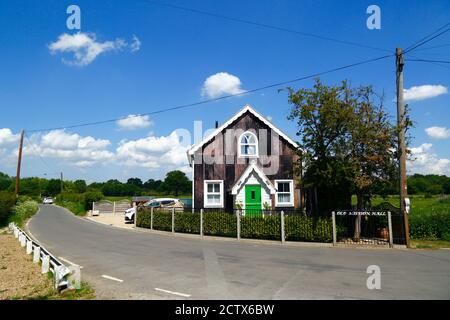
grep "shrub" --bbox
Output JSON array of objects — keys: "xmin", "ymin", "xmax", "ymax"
[
  {"xmin": 203, "ymin": 211, "xmax": 237, "ymax": 237},
  {"xmin": 10, "ymin": 199, "xmax": 39, "ymax": 227},
  {"xmin": 153, "ymin": 210, "xmax": 172, "ymax": 231},
  {"xmin": 0, "ymin": 191, "xmax": 16, "ymax": 226},
  {"xmin": 409, "ymin": 210, "xmax": 450, "ymax": 240},
  {"xmin": 83, "ymin": 192, "xmax": 104, "ymax": 211},
  {"xmin": 241, "ymin": 215, "xmax": 281, "ymax": 240},
  {"xmin": 175, "ymin": 212, "xmax": 200, "ymax": 234}
]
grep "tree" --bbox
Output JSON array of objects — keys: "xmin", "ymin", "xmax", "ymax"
[
  {"xmin": 143, "ymin": 179, "xmax": 163, "ymax": 191},
  {"xmin": 127, "ymin": 178, "xmax": 143, "ymax": 188},
  {"xmin": 288, "ymin": 79, "xmax": 405, "ymax": 239},
  {"xmin": 73, "ymin": 180, "xmax": 87, "ymax": 193},
  {"xmin": 45, "ymin": 179, "xmax": 62, "ymax": 197},
  {"xmin": 162, "ymin": 170, "xmax": 191, "ymax": 196}
]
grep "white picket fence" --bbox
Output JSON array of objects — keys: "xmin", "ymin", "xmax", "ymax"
[{"xmin": 8, "ymin": 222, "xmax": 81, "ymax": 291}]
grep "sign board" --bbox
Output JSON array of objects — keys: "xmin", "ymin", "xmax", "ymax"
[{"xmin": 334, "ymin": 211, "xmax": 390, "ymax": 216}]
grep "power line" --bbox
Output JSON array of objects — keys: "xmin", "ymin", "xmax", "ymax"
[
  {"xmin": 142, "ymin": 0, "xmax": 391, "ymax": 53},
  {"xmin": 404, "ymin": 23, "xmax": 450, "ymax": 53},
  {"xmin": 414, "ymin": 42, "xmax": 450, "ymax": 52},
  {"xmin": 406, "ymin": 58, "xmax": 450, "ymax": 64},
  {"xmin": 23, "ymin": 131, "xmax": 59, "ymax": 175},
  {"xmin": 27, "ymin": 54, "xmax": 393, "ymax": 133}
]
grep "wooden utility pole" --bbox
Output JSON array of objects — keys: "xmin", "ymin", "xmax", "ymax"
[
  {"xmin": 14, "ymin": 129, "xmax": 25, "ymax": 197},
  {"xmin": 396, "ymin": 48, "xmax": 411, "ymax": 248}
]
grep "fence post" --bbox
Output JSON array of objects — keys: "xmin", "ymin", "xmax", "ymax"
[
  {"xmin": 151, "ymin": 207, "xmax": 154, "ymax": 230},
  {"xmin": 172, "ymin": 208, "xmax": 175, "ymax": 233},
  {"xmin": 387, "ymin": 211, "xmax": 394, "ymax": 248},
  {"xmin": 113, "ymin": 202, "xmax": 116, "ymax": 215},
  {"xmin": 92, "ymin": 202, "xmax": 95, "ymax": 212},
  {"xmin": 281, "ymin": 211, "xmax": 285, "ymax": 244},
  {"xmin": 237, "ymin": 210, "xmax": 241, "ymax": 240},
  {"xmin": 134, "ymin": 207, "xmax": 138, "ymax": 228},
  {"xmin": 332, "ymin": 211, "xmax": 337, "ymax": 246},
  {"xmin": 200, "ymin": 209, "xmax": 204, "ymax": 237}
]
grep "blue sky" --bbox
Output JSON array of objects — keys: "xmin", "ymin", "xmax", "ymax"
[{"xmin": 0, "ymin": 0, "xmax": 449, "ymax": 182}]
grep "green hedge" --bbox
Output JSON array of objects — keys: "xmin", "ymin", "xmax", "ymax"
[
  {"xmin": 0, "ymin": 192, "xmax": 16, "ymax": 226},
  {"xmin": 410, "ymin": 210, "xmax": 450, "ymax": 241},
  {"xmin": 137, "ymin": 209, "xmax": 333, "ymax": 242}
]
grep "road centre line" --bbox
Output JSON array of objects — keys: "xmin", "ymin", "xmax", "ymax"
[
  {"xmin": 101, "ymin": 274, "xmax": 124, "ymax": 283},
  {"xmin": 155, "ymin": 287, "xmax": 191, "ymax": 297}
]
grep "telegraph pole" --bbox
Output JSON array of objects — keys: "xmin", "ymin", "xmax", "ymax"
[
  {"xmin": 396, "ymin": 48, "xmax": 411, "ymax": 248},
  {"xmin": 14, "ymin": 129, "xmax": 24, "ymax": 197}
]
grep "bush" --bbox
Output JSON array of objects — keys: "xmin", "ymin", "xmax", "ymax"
[
  {"xmin": 241, "ymin": 215, "xmax": 281, "ymax": 240},
  {"xmin": 175, "ymin": 212, "xmax": 200, "ymax": 234},
  {"xmin": 410, "ymin": 210, "xmax": 450, "ymax": 240},
  {"xmin": 204, "ymin": 212, "xmax": 237, "ymax": 237},
  {"xmin": 0, "ymin": 191, "xmax": 16, "ymax": 226},
  {"xmin": 83, "ymin": 191, "xmax": 104, "ymax": 211},
  {"xmin": 10, "ymin": 199, "xmax": 39, "ymax": 227}
]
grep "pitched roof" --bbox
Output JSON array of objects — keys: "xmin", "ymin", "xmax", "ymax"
[
  {"xmin": 187, "ymin": 104, "xmax": 298, "ymax": 158},
  {"xmin": 230, "ymin": 162, "xmax": 277, "ymax": 195}
]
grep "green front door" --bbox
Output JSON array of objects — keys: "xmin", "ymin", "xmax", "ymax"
[{"xmin": 245, "ymin": 185, "xmax": 261, "ymax": 216}]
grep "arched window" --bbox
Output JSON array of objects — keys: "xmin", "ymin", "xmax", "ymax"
[{"xmin": 238, "ymin": 131, "xmax": 258, "ymax": 157}]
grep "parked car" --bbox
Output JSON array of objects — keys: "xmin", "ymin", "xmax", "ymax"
[
  {"xmin": 145, "ymin": 198, "xmax": 184, "ymax": 211},
  {"xmin": 124, "ymin": 207, "xmax": 136, "ymax": 223},
  {"xmin": 42, "ymin": 197, "xmax": 53, "ymax": 204}
]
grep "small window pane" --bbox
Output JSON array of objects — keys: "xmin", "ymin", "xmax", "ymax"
[
  {"xmin": 207, "ymin": 194, "xmax": 220, "ymax": 204},
  {"xmin": 278, "ymin": 182, "xmax": 290, "ymax": 193},
  {"xmin": 278, "ymin": 193, "xmax": 291, "ymax": 203},
  {"xmin": 213, "ymin": 183, "xmax": 220, "ymax": 193},
  {"xmin": 207, "ymin": 184, "xmax": 213, "ymax": 193}
]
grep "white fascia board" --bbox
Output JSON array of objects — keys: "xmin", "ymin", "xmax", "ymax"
[
  {"xmin": 231, "ymin": 163, "xmax": 277, "ymax": 195},
  {"xmin": 187, "ymin": 104, "xmax": 299, "ymax": 156}
]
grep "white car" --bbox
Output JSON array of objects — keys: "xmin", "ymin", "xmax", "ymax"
[
  {"xmin": 43, "ymin": 197, "xmax": 53, "ymax": 204},
  {"xmin": 124, "ymin": 207, "xmax": 136, "ymax": 223}
]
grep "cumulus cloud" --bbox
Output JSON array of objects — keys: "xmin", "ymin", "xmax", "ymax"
[
  {"xmin": 201, "ymin": 72, "xmax": 245, "ymax": 98},
  {"xmin": 425, "ymin": 126, "xmax": 450, "ymax": 140},
  {"xmin": 0, "ymin": 128, "xmax": 20, "ymax": 146},
  {"xmin": 408, "ymin": 143, "xmax": 450, "ymax": 175},
  {"xmin": 25, "ymin": 130, "xmax": 113, "ymax": 167},
  {"xmin": 130, "ymin": 35, "xmax": 141, "ymax": 52},
  {"xmin": 404, "ymin": 85, "xmax": 448, "ymax": 101},
  {"xmin": 116, "ymin": 114, "xmax": 152, "ymax": 130},
  {"xmin": 116, "ymin": 131, "xmax": 189, "ymax": 170},
  {"xmin": 48, "ymin": 32, "xmax": 141, "ymax": 66}
]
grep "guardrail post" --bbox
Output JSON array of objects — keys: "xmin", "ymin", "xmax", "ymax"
[
  {"xmin": 237, "ymin": 210, "xmax": 241, "ymax": 240},
  {"xmin": 42, "ymin": 254, "xmax": 50, "ymax": 274},
  {"xmin": 200, "ymin": 209, "xmax": 204, "ymax": 237},
  {"xmin": 68, "ymin": 265, "xmax": 81, "ymax": 290},
  {"xmin": 33, "ymin": 246, "xmax": 41, "ymax": 263},
  {"xmin": 14, "ymin": 227, "xmax": 18, "ymax": 238},
  {"xmin": 20, "ymin": 233, "xmax": 26, "ymax": 247},
  {"xmin": 281, "ymin": 210, "xmax": 285, "ymax": 243},
  {"xmin": 151, "ymin": 207, "xmax": 154, "ymax": 230},
  {"xmin": 388, "ymin": 211, "xmax": 394, "ymax": 248},
  {"xmin": 172, "ymin": 208, "xmax": 175, "ymax": 233},
  {"xmin": 26, "ymin": 240, "xmax": 33, "ymax": 254},
  {"xmin": 332, "ymin": 211, "xmax": 337, "ymax": 246}
]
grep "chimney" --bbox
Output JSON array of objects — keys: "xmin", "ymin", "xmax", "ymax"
[{"xmin": 215, "ymin": 121, "xmax": 219, "ymax": 129}]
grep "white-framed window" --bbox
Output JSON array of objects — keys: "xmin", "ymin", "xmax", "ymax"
[
  {"xmin": 275, "ymin": 180, "xmax": 294, "ymax": 207},
  {"xmin": 238, "ymin": 131, "xmax": 258, "ymax": 158},
  {"xmin": 204, "ymin": 180, "xmax": 224, "ymax": 208}
]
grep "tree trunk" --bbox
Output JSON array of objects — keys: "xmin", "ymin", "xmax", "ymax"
[{"xmin": 353, "ymin": 192, "xmax": 364, "ymax": 241}]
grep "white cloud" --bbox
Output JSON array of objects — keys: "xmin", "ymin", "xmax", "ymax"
[
  {"xmin": 48, "ymin": 32, "xmax": 141, "ymax": 66},
  {"xmin": 130, "ymin": 35, "xmax": 141, "ymax": 52},
  {"xmin": 116, "ymin": 131, "xmax": 189, "ymax": 170},
  {"xmin": 404, "ymin": 85, "xmax": 448, "ymax": 101},
  {"xmin": 201, "ymin": 72, "xmax": 245, "ymax": 98},
  {"xmin": 116, "ymin": 114, "xmax": 152, "ymax": 130},
  {"xmin": 0, "ymin": 128, "xmax": 20, "ymax": 146},
  {"xmin": 408, "ymin": 143, "xmax": 450, "ymax": 175},
  {"xmin": 425, "ymin": 126, "xmax": 450, "ymax": 140},
  {"xmin": 25, "ymin": 130, "xmax": 113, "ymax": 167}
]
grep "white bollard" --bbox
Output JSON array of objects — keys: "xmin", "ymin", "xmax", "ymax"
[
  {"xmin": 41, "ymin": 255, "xmax": 50, "ymax": 274},
  {"xmin": 33, "ymin": 246, "xmax": 41, "ymax": 263},
  {"xmin": 26, "ymin": 240, "xmax": 33, "ymax": 254}
]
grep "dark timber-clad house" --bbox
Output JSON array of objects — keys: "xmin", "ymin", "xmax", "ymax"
[{"xmin": 187, "ymin": 104, "xmax": 301, "ymax": 213}]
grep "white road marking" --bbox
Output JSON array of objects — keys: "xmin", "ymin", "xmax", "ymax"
[
  {"xmin": 155, "ymin": 288, "xmax": 191, "ymax": 297},
  {"xmin": 58, "ymin": 257, "xmax": 83, "ymax": 269},
  {"xmin": 101, "ymin": 275, "xmax": 124, "ymax": 283}
]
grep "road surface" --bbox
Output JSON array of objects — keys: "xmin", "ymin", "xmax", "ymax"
[{"xmin": 28, "ymin": 205, "xmax": 450, "ymax": 299}]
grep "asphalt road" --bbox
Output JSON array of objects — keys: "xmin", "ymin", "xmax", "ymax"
[{"xmin": 28, "ymin": 205, "xmax": 450, "ymax": 299}]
